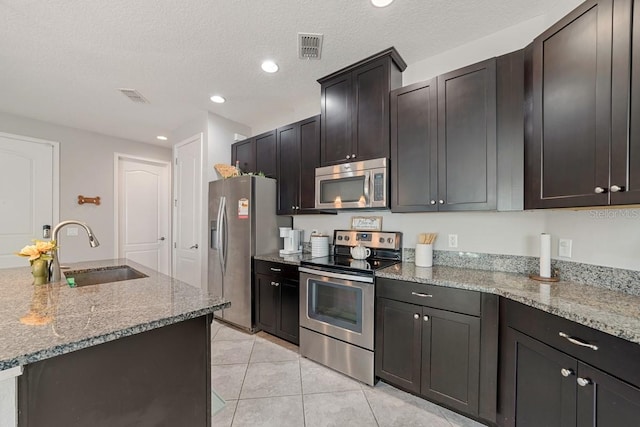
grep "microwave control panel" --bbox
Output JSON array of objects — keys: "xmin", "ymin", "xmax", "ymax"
[{"xmin": 373, "ymin": 173, "xmax": 384, "ymax": 201}]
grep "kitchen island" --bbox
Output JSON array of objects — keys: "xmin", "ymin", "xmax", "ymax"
[{"xmin": 0, "ymin": 259, "xmax": 229, "ymax": 427}]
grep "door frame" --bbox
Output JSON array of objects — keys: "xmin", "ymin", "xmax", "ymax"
[
  {"xmin": 172, "ymin": 133, "xmax": 204, "ymax": 289},
  {"xmin": 113, "ymin": 153, "xmax": 172, "ymax": 273},
  {"xmin": 0, "ymin": 131, "xmax": 60, "ymax": 231}
]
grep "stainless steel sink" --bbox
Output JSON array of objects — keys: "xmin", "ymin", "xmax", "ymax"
[{"xmin": 63, "ymin": 265, "xmax": 148, "ymax": 287}]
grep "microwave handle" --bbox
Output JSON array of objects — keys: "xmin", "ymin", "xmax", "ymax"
[{"xmin": 364, "ymin": 171, "xmax": 371, "ymax": 206}]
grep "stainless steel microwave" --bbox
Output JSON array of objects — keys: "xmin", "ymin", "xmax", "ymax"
[{"xmin": 315, "ymin": 158, "xmax": 388, "ymax": 209}]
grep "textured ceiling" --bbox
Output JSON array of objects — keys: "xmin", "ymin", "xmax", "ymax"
[{"xmin": 0, "ymin": 0, "xmax": 564, "ymax": 145}]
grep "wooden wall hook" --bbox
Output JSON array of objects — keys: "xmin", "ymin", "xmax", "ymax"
[{"xmin": 78, "ymin": 195, "xmax": 101, "ymax": 206}]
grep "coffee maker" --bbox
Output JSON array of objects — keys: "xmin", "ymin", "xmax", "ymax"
[{"xmin": 279, "ymin": 227, "xmax": 303, "ymax": 255}]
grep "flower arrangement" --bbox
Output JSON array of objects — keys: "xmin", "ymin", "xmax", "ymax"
[{"xmin": 17, "ymin": 240, "xmax": 57, "ymax": 263}]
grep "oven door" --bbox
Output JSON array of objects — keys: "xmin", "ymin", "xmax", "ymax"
[{"xmin": 299, "ymin": 267, "xmax": 374, "ymax": 350}]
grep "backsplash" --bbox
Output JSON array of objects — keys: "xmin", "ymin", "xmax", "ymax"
[{"xmin": 402, "ymin": 248, "xmax": 640, "ymax": 297}]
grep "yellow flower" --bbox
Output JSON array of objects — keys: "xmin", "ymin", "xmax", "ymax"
[
  {"xmin": 35, "ymin": 240, "xmax": 55, "ymax": 253},
  {"xmin": 18, "ymin": 245, "xmax": 41, "ymax": 261}
]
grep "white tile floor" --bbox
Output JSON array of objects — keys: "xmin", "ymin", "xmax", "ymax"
[{"xmin": 211, "ymin": 320, "xmax": 486, "ymax": 427}]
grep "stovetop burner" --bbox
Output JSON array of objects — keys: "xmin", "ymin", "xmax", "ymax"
[{"xmin": 301, "ymin": 230, "xmax": 403, "ymax": 274}]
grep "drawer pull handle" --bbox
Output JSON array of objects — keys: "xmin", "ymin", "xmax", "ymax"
[
  {"xmin": 560, "ymin": 368, "xmax": 574, "ymax": 377},
  {"xmin": 577, "ymin": 377, "xmax": 592, "ymax": 387},
  {"xmin": 411, "ymin": 292, "xmax": 433, "ymax": 298},
  {"xmin": 559, "ymin": 332, "xmax": 598, "ymax": 351},
  {"xmin": 270, "ymin": 267, "xmax": 282, "ymax": 272}
]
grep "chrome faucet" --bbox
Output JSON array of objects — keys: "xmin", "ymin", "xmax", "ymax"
[{"xmin": 50, "ymin": 220, "xmax": 100, "ymax": 282}]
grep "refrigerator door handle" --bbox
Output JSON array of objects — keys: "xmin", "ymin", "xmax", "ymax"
[{"xmin": 220, "ymin": 196, "xmax": 227, "ymax": 274}]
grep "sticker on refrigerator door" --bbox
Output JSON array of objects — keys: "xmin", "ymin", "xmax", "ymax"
[{"xmin": 238, "ymin": 198, "xmax": 249, "ymax": 219}]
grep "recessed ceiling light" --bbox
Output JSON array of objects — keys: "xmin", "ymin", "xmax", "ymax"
[
  {"xmin": 371, "ymin": 0, "xmax": 394, "ymax": 7},
  {"xmin": 210, "ymin": 95, "xmax": 226, "ymax": 104},
  {"xmin": 261, "ymin": 60, "xmax": 279, "ymax": 73},
  {"xmin": 156, "ymin": 135, "xmax": 168, "ymax": 141}
]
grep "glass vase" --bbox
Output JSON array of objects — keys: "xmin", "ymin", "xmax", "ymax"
[{"xmin": 31, "ymin": 258, "xmax": 49, "ymax": 285}]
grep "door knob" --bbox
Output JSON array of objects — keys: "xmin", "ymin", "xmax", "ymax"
[
  {"xmin": 190, "ymin": 244, "xmax": 199, "ymax": 249},
  {"xmin": 158, "ymin": 237, "xmax": 166, "ymax": 241}
]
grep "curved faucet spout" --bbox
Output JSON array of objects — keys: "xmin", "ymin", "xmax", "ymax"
[{"xmin": 50, "ymin": 220, "xmax": 100, "ymax": 282}]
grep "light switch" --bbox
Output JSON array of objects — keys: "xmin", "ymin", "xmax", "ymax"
[{"xmin": 559, "ymin": 238, "xmax": 572, "ymax": 258}]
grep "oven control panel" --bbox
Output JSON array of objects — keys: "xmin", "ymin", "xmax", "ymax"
[{"xmin": 334, "ymin": 230, "xmax": 401, "ymax": 250}]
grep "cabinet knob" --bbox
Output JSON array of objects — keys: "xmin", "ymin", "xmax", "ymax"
[
  {"xmin": 413, "ymin": 313, "xmax": 419, "ymax": 320},
  {"xmin": 610, "ymin": 185, "xmax": 625, "ymax": 192},
  {"xmin": 271, "ymin": 281, "xmax": 280, "ymax": 287},
  {"xmin": 430, "ymin": 200, "xmax": 436, "ymax": 205},
  {"xmin": 352, "ymin": 154, "xmax": 356, "ymax": 159},
  {"xmin": 292, "ymin": 206, "xmax": 296, "ymax": 210},
  {"xmin": 346, "ymin": 155, "xmax": 351, "ymax": 159},
  {"xmin": 594, "ymin": 186, "xmax": 607, "ymax": 194},
  {"xmin": 423, "ymin": 315, "xmax": 429, "ymax": 322},
  {"xmin": 560, "ymin": 368, "xmax": 574, "ymax": 377},
  {"xmin": 296, "ymin": 206, "xmax": 300, "ymax": 210},
  {"xmin": 439, "ymin": 200, "xmax": 445, "ymax": 204},
  {"xmin": 577, "ymin": 377, "xmax": 592, "ymax": 387}
]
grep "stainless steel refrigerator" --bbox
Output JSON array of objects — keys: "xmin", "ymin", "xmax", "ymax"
[{"xmin": 208, "ymin": 175, "xmax": 290, "ymax": 331}]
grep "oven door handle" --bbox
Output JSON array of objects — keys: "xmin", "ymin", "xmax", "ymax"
[{"xmin": 299, "ymin": 267, "xmax": 374, "ymax": 284}]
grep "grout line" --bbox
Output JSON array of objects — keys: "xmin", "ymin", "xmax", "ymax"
[
  {"xmin": 361, "ymin": 387, "xmax": 381, "ymax": 427},
  {"xmin": 299, "ymin": 358, "xmax": 307, "ymax": 427}
]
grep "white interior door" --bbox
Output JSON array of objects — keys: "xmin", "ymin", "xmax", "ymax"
[
  {"xmin": 173, "ymin": 134, "xmax": 202, "ymax": 289},
  {"xmin": 0, "ymin": 133, "xmax": 58, "ymax": 268},
  {"xmin": 117, "ymin": 157, "xmax": 170, "ymax": 274}
]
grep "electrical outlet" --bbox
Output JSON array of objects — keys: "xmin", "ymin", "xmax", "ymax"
[
  {"xmin": 448, "ymin": 234, "xmax": 458, "ymax": 248},
  {"xmin": 66, "ymin": 227, "xmax": 78, "ymax": 236},
  {"xmin": 559, "ymin": 238, "xmax": 572, "ymax": 258}
]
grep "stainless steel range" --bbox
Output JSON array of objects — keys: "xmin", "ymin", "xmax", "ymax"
[{"xmin": 299, "ymin": 230, "xmax": 402, "ymax": 385}]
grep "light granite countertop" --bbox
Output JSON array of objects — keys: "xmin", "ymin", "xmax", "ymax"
[
  {"xmin": 0, "ymin": 259, "xmax": 229, "ymax": 371},
  {"xmin": 254, "ymin": 252, "xmax": 315, "ymax": 266},
  {"xmin": 377, "ymin": 263, "xmax": 640, "ymax": 345}
]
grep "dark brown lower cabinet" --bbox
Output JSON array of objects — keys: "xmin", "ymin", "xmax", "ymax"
[
  {"xmin": 19, "ymin": 315, "xmax": 212, "ymax": 427},
  {"xmin": 254, "ymin": 260, "xmax": 299, "ymax": 345},
  {"xmin": 499, "ymin": 299, "xmax": 640, "ymax": 427},
  {"xmin": 375, "ymin": 278, "xmax": 497, "ymax": 423}
]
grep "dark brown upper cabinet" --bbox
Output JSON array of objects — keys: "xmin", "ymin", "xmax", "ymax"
[
  {"xmin": 438, "ymin": 59, "xmax": 497, "ymax": 211},
  {"xmin": 525, "ymin": 0, "xmax": 623, "ymax": 208},
  {"xmin": 231, "ymin": 138, "xmax": 255, "ymax": 174},
  {"xmin": 392, "ymin": 53, "xmax": 524, "ymax": 213},
  {"xmin": 276, "ymin": 115, "xmax": 320, "ymax": 215},
  {"xmin": 254, "ymin": 130, "xmax": 277, "ymax": 178},
  {"xmin": 319, "ymin": 48, "xmax": 406, "ymax": 166}
]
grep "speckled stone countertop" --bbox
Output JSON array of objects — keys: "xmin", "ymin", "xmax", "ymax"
[
  {"xmin": 0, "ymin": 259, "xmax": 229, "ymax": 371},
  {"xmin": 254, "ymin": 252, "xmax": 314, "ymax": 266},
  {"xmin": 377, "ymin": 263, "xmax": 640, "ymax": 345}
]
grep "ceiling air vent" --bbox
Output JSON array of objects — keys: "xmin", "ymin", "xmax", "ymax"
[
  {"xmin": 117, "ymin": 88, "xmax": 150, "ymax": 104},
  {"xmin": 298, "ymin": 33, "xmax": 323, "ymax": 60}
]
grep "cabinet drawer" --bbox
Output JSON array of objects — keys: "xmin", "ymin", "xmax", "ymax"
[
  {"xmin": 376, "ymin": 278, "xmax": 481, "ymax": 316},
  {"xmin": 254, "ymin": 260, "xmax": 298, "ymax": 280},
  {"xmin": 503, "ymin": 299, "xmax": 640, "ymax": 388}
]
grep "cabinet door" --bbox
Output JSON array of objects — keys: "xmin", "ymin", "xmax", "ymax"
[
  {"xmin": 353, "ymin": 58, "xmax": 390, "ymax": 161},
  {"xmin": 611, "ymin": 0, "xmax": 640, "ymax": 205},
  {"xmin": 232, "ymin": 139, "xmax": 255, "ymax": 174},
  {"xmin": 526, "ymin": 0, "xmax": 613, "ymax": 208},
  {"xmin": 299, "ymin": 115, "xmax": 320, "ymax": 211},
  {"xmin": 421, "ymin": 307, "xmax": 480, "ymax": 416},
  {"xmin": 375, "ymin": 298, "xmax": 422, "ymax": 394},
  {"xmin": 255, "ymin": 131, "xmax": 277, "ymax": 178},
  {"xmin": 576, "ymin": 362, "xmax": 640, "ymax": 427},
  {"xmin": 321, "ymin": 73, "xmax": 352, "ymax": 165},
  {"xmin": 390, "ymin": 79, "xmax": 438, "ymax": 212},
  {"xmin": 504, "ymin": 328, "xmax": 577, "ymax": 427},
  {"xmin": 437, "ymin": 59, "xmax": 497, "ymax": 211},
  {"xmin": 276, "ymin": 124, "xmax": 300, "ymax": 215},
  {"xmin": 276, "ymin": 278, "xmax": 299, "ymax": 345},
  {"xmin": 255, "ymin": 273, "xmax": 277, "ymax": 334}
]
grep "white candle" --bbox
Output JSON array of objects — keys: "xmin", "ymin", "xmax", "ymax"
[{"xmin": 540, "ymin": 233, "xmax": 551, "ymax": 278}]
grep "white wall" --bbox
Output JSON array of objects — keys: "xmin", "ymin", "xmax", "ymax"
[{"xmin": 0, "ymin": 111, "xmax": 171, "ymax": 264}]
